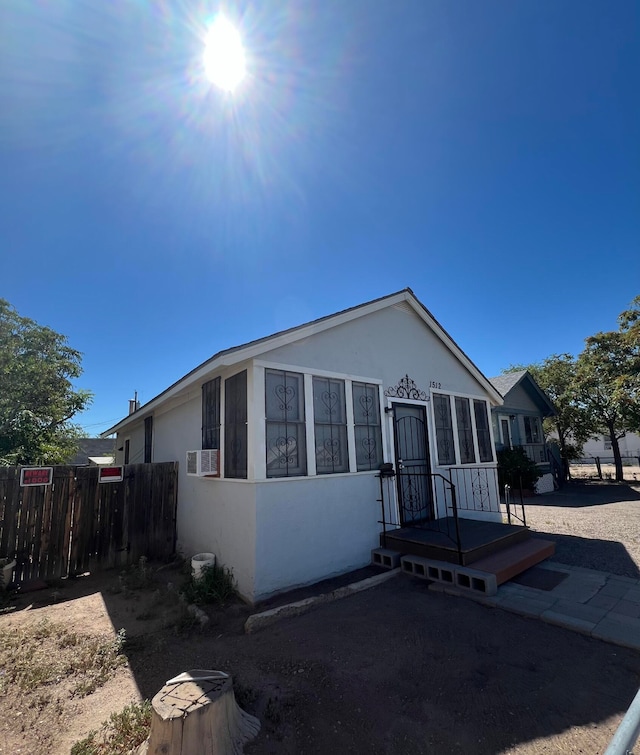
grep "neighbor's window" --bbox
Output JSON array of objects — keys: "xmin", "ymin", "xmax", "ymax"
[
  {"xmin": 455, "ymin": 397, "xmax": 476, "ymax": 464},
  {"xmin": 224, "ymin": 370, "xmax": 247, "ymax": 479},
  {"xmin": 313, "ymin": 377, "xmax": 348, "ymax": 474},
  {"xmin": 352, "ymin": 382, "xmax": 383, "ymax": 471},
  {"xmin": 202, "ymin": 377, "xmax": 221, "ymax": 450},
  {"xmin": 124, "ymin": 438, "xmax": 130, "ymax": 465},
  {"xmin": 144, "ymin": 416, "xmax": 153, "ymax": 463},
  {"xmin": 265, "ymin": 369, "xmax": 306, "ymax": 478},
  {"xmin": 433, "ymin": 393, "xmax": 455, "ymax": 465},
  {"xmin": 523, "ymin": 416, "xmax": 541, "ymax": 444},
  {"xmin": 473, "ymin": 400, "xmax": 493, "ymax": 462}
]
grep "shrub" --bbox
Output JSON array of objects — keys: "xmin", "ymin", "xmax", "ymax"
[
  {"xmin": 71, "ymin": 700, "xmax": 152, "ymax": 755},
  {"xmin": 182, "ymin": 561, "xmax": 237, "ymax": 606},
  {"xmin": 497, "ymin": 447, "xmax": 542, "ymax": 491}
]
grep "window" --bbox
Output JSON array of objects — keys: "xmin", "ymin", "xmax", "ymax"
[
  {"xmin": 352, "ymin": 382, "xmax": 383, "ymax": 471},
  {"xmin": 433, "ymin": 394, "xmax": 455, "ymax": 465},
  {"xmin": 144, "ymin": 416, "xmax": 153, "ymax": 463},
  {"xmin": 604, "ymin": 436, "xmax": 612, "ymax": 450},
  {"xmin": 455, "ymin": 397, "xmax": 476, "ymax": 464},
  {"xmin": 500, "ymin": 418, "xmax": 512, "ymax": 448},
  {"xmin": 473, "ymin": 401, "xmax": 493, "ymax": 462},
  {"xmin": 202, "ymin": 377, "xmax": 221, "ymax": 449},
  {"xmin": 313, "ymin": 377, "xmax": 348, "ymax": 474},
  {"xmin": 224, "ymin": 370, "xmax": 247, "ymax": 479},
  {"xmin": 124, "ymin": 438, "xmax": 130, "ymax": 465},
  {"xmin": 265, "ymin": 369, "xmax": 306, "ymax": 478},
  {"xmin": 523, "ymin": 416, "xmax": 541, "ymax": 444}
]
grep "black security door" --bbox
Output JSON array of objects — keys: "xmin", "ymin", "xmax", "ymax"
[{"xmin": 393, "ymin": 403, "xmax": 433, "ymax": 524}]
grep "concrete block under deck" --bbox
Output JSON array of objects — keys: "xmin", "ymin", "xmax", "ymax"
[{"xmin": 379, "ymin": 518, "xmax": 556, "ymax": 587}]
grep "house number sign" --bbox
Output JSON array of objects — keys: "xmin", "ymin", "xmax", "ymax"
[{"xmin": 20, "ymin": 467, "xmax": 53, "ymax": 487}]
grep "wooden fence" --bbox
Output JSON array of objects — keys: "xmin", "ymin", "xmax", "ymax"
[{"xmin": 0, "ymin": 462, "xmax": 178, "ymax": 583}]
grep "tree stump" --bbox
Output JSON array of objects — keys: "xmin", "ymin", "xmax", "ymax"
[{"xmin": 142, "ymin": 670, "xmax": 260, "ymax": 755}]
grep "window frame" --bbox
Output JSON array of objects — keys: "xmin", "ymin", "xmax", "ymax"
[
  {"xmin": 265, "ymin": 369, "xmax": 307, "ymax": 478},
  {"xmin": 523, "ymin": 415, "xmax": 542, "ymax": 445},
  {"xmin": 224, "ymin": 370, "xmax": 248, "ymax": 479},
  {"xmin": 352, "ymin": 381, "xmax": 384, "ymax": 472},
  {"xmin": 313, "ymin": 376, "xmax": 349, "ymax": 475},
  {"xmin": 257, "ymin": 360, "xmax": 385, "ymax": 480},
  {"xmin": 430, "ymin": 391, "xmax": 496, "ymax": 467},
  {"xmin": 202, "ymin": 377, "xmax": 221, "ymax": 450},
  {"xmin": 144, "ymin": 416, "xmax": 153, "ymax": 463}
]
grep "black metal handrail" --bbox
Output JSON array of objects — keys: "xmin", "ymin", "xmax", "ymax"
[
  {"xmin": 376, "ymin": 469, "xmax": 463, "ymax": 565},
  {"xmin": 503, "ymin": 478, "xmax": 527, "ymax": 526}
]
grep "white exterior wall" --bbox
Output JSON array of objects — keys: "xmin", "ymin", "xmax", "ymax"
[
  {"xmin": 260, "ymin": 304, "xmax": 484, "ymax": 397},
  {"xmin": 253, "ymin": 473, "xmax": 380, "ymax": 600},
  {"xmin": 115, "ymin": 422, "xmax": 145, "ymax": 466},
  {"xmin": 581, "ymin": 432, "xmax": 640, "ymax": 458},
  {"xmin": 153, "ymin": 390, "xmax": 257, "ymax": 602}
]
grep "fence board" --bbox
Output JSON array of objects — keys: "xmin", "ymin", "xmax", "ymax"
[{"xmin": 0, "ymin": 462, "xmax": 177, "ymax": 583}]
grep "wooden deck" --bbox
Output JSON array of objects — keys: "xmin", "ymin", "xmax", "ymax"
[
  {"xmin": 380, "ymin": 517, "xmax": 556, "ymax": 584},
  {"xmin": 381, "ymin": 517, "xmax": 530, "ymax": 565}
]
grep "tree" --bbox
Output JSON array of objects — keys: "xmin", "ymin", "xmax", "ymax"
[
  {"xmin": 575, "ymin": 298, "xmax": 640, "ymax": 482},
  {"xmin": 0, "ymin": 300, "xmax": 92, "ymax": 465}
]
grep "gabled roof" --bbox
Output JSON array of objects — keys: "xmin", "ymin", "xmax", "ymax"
[
  {"xmin": 488, "ymin": 370, "xmax": 556, "ymax": 417},
  {"xmin": 67, "ymin": 438, "xmax": 116, "ymax": 465},
  {"xmin": 103, "ymin": 288, "xmax": 503, "ymax": 436}
]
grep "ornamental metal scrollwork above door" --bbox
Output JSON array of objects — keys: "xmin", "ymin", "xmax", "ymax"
[{"xmin": 384, "ymin": 374, "xmax": 428, "ymax": 401}]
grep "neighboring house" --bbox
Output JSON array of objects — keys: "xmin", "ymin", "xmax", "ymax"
[
  {"xmin": 67, "ymin": 438, "xmax": 116, "ymax": 466},
  {"xmin": 488, "ymin": 371, "xmax": 557, "ymax": 493},
  {"xmin": 581, "ymin": 432, "xmax": 640, "ymax": 460},
  {"xmin": 103, "ymin": 289, "xmax": 505, "ymax": 603}
]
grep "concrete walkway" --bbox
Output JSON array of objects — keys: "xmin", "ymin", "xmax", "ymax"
[{"xmin": 431, "ymin": 561, "xmax": 640, "ymax": 651}]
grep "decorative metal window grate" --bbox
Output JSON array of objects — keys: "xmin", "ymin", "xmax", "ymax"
[
  {"xmin": 352, "ymin": 382, "xmax": 383, "ymax": 471},
  {"xmin": 266, "ymin": 369, "xmax": 306, "ymax": 478},
  {"xmin": 144, "ymin": 416, "xmax": 153, "ymax": 463},
  {"xmin": 433, "ymin": 393, "xmax": 455, "ymax": 466},
  {"xmin": 313, "ymin": 377, "xmax": 348, "ymax": 474},
  {"xmin": 473, "ymin": 400, "xmax": 493, "ymax": 462},
  {"xmin": 225, "ymin": 371, "xmax": 247, "ymax": 479},
  {"xmin": 202, "ymin": 377, "xmax": 221, "ymax": 450},
  {"xmin": 455, "ymin": 397, "xmax": 476, "ymax": 464}
]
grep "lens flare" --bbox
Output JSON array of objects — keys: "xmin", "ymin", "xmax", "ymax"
[{"xmin": 203, "ymin": 16, "xmax": 246, "ymax": 92}]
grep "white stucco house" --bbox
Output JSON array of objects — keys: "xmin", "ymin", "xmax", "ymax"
[
  {"xmin": 581, "ymin": 432, "xmax": 640, "ymax": 460},
  {"xmin": 103, "ymin": 289, "xmax": 506, "ymax": 603}
]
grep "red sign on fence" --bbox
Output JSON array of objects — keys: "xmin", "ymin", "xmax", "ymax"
[
  {"xmin": 20, "ymin": 467, "xmax": 53, "ymax": 487},
  {"xmin": 98, "ymin": 466, "xmax": 124, "ymax": 483}
]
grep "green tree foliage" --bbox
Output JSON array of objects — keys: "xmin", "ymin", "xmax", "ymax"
[
  {"xmin": 575, "ymin": 298, "xmax": 640, "ymax": 482},
  {"xmin": 0, "ymin": 300, "xmax": 92, "ymax": 465}
]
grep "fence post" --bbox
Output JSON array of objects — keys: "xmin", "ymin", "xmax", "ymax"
[{"xmin": 595, "ymin": 457, "xmax": 602, "ymax": 480}]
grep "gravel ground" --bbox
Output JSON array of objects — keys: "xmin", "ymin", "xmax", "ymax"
[{"xmin": 524, "ymin": 481, "xmax": 640, "ymax": 578}]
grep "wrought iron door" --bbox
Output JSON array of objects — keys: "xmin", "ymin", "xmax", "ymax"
[{"xmin": 393, "ymin": 403, "xmax": 433, "ymax": 524}]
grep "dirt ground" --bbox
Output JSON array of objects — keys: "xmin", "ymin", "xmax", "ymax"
[
  {"xmin": 569, "ymin": 463, "xmax": 640, "ymax": 482},
  {"xmin": 524, "ymin": 481, "xmax": 640, "ymax": 578},
  {"xmin": 2, "ymin": 555, "xmax": 640, "ymax": 755}
]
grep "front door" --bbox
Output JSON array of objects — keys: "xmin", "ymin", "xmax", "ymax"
[{"xmin": 393, "ymin": 403, "xmax": 433, "ymax": 525}]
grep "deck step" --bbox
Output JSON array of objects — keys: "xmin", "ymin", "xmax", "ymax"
[{"xmin": 471, "ymin": 538, "xmax": 556, "ymax": 586}]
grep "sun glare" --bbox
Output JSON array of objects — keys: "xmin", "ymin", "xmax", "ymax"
[{"xmin": 203, "ymin": 16, "xmax": 246, "ymax": 92}]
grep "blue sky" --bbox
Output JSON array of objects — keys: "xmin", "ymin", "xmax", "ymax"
[{"xmin": 1, "ymin": 0, "xmax": 638, "ymax": 435}]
